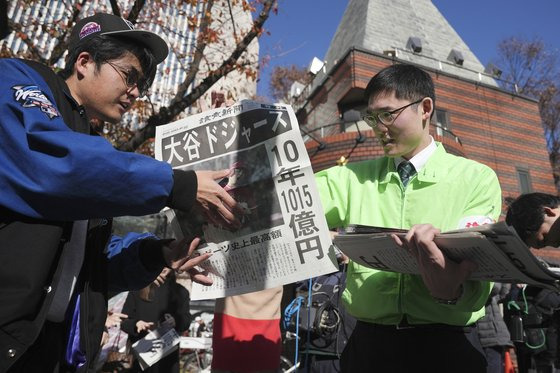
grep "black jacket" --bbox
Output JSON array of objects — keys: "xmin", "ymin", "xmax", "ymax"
[{"xmin": 476, "ymin": 282, "xmax": 513, "ymax": 349}]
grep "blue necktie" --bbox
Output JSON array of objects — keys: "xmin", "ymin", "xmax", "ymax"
[{"xmin": 398, "ymin": 161, "xmax": 416, "ymax": 188}]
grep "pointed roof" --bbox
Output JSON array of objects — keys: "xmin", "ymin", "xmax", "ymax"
[{"xmin": 322, "ymin": 0, "xmax": 498, "ymax": 86}]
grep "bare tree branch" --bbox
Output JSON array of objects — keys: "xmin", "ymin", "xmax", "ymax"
[
  {"xmin": 118, "ymin": 0, "xmax": 275, "ymax": 152},
  {"xmin": 496, "ymin": 36, "xmax": 558, "ymax": 97},
  {"xmin": 47, "ymin": 0, "xmax": 88, "ymax": 66},
  {"xmin": 1, "ymin": 0, "xmax": 10, "ymax": 39},
  {"xmin": 109, "ymin": 0, "xmax": 121, "ymax": 17},
  {"xmin": 127, "ymin": 0, "xmax": 146, "ymax": 22},
  {"xmin": 269, "ymin": 64, "xmax": 312, "ymax": 103},
  {"xmin": 226, "ymin": 0, "xmax": 238, "ymax": 42}
]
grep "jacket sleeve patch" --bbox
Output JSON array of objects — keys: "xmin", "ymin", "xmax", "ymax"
[
  {"xmin": 457, "ymin": 215, "xmax": 495, "ymax": 229},
  {"xmin": 12, "ymin": 84, "xmax": 60, "ymax": 119}
]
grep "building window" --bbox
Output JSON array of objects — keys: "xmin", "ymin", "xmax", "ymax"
[
  {"xmin": 517, "ymin": 168, "xmax": 533, "ymax": 194},
  {"xmin": 433, "ymin": 109, "xmax": 449, "ymax": 137}
]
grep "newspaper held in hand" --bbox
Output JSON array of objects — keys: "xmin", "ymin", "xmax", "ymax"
[
  {"xmin": 334, "ymin": 222, "xmax": 560, "ymax": 290},
  {"xmin": 155, "ymin": 101, "xmax": 338, "ymax": 300},
  {"xmin": 131, "ymin": 327, "xmax": 180, "ymax": 370}
]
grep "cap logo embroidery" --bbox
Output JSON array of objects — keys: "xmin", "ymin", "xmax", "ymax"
[
  {"xmin": 79, "ymin": 21, "xmax": 101, "ymax": 39},
  {"xmin": 12, "ymin": 85, "xmax": 60, "ymax": 119}
]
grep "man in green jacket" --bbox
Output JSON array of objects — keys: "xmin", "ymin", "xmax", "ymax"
[{"xmin": 316, "ymin": 64, "xmax": 502, "ymax": 372}]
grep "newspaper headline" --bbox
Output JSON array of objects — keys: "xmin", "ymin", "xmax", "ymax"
[{"xmin": 155, "ymin": 101, "xmax": 338, "ymax": 300}]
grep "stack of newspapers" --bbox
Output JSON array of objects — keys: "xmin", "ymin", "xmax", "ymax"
[{"xmin": 334, "ymin": 222, "xmax": 560, "ymax": 290}]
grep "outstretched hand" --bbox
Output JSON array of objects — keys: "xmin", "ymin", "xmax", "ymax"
[
  {"xmin": 105, "ymin": 312, "xmax": 128, "ymax": 328},
  {"xmin": 136, "ymin": 320, "xmax": 155, "ymax": 333},
  {"xmin": 195, "ymin": 169, "xmax": 243, "ymax": 229},
  {"xmin": 162, "ymin": 237, "xmax": 213, "ymax": 286},
  {"xmin": 391, "ymin": 224, "xmax": 476, "ymax": 301}
]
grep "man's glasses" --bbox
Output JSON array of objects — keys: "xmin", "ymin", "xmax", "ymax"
[
  {"xmin": 105, "ymin": 61, "xmax": 149, "ymax": 97},
  {"xmin": 362, "ymin": 97, "xmax": 425, "ymax": 128}
]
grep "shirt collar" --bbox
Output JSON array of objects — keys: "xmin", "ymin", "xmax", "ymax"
[
  {"xmin": 59, "ymin": 74, "xmax": 90, "ymax": 132},
  {"xmin": 393, "ymin": 136, "xmax": 436, "ymax": 173}
]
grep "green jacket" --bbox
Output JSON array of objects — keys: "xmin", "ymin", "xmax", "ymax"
[{"xmin": 315, "ymin": 143, "xmax": 502, "ymax": 326}]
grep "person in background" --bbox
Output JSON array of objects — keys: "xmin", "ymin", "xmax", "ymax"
[
  {"xmin": 0, "ymin": 13, "xmax": 241, "ymax": 372},
  {"xmin": 121, "ymin": 268, "xmax": 191, "ymax": 373},
  {"xmin": 315, "ymin": 63, "xmax": 502, "ymax": 372},
  {"xmin": 295, "ymin": 252, "xmax": 356, "ymax": 373},
  {"xmin": 506, "ymin": 192, "xmax": 560, "ymax": 373},
  {"xmin": 101, "ymin": 311, "xmax": 129, "ymax": 347},
  {"xmin": 476, "ymin": 283, "xmax": 514, "ymax": 373},
  {"xmin": 505, "ymin": 193, "xmax": 560, "ymax": 250}
]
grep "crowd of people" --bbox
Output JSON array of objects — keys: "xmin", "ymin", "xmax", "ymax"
[{"xmin": 2, "ymin": 11, "xmax": 560, "ymax": 373}]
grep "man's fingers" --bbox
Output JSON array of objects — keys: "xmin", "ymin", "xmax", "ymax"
[
  {"xmin": 215, "ymin": 199, "xmax": 237, "ymax": 225},
  {"xmin": 188, "ymin": 267, "xmax": 213, "ymax": 285},
  {"xmin": 391, "ymin": 233, "xmax": 403, "ymax": 247},
  {"xmin": 404, "ymin": 226, "xmax": 417, "ymax": 245},
  {"xmin": 170, "ymin": 237, "xmax": 209, "ymax": 272},
  {"xmin": 187, "ymin": 237, "xmax": 201, "ymax": 256},
  {"xmin": 213, "ymin": 169, "xmax": 232, "ymax": 180},
  {"xmin": 199, "ymin": 193, "xmax": 241, "ymax": 228},
  {"xmin": 154, "ymin": 276, "xmax": 165, "ymax": 286},
  {"xmin": 176, "ymin": 252, "xmax": 212, "ymax": 273},
  {"xmin": 407, "ymin": 224, "xmax": 443, "ymax": 263},
  {"xmin": 218, "ymin": 188, "xmax": 244, "ymax": 214},
  {"xmin": 393, "ymin": 233, "xmax": 419, "ymax": 260},
  {"xmin": 194, "ymin": 169, "xmax": 244, "ymax": 229},
  {"xmin": 113, "ymin": 312, "xmax": 128, "ymax": 319},
  {"xmin": 211, "ymin": 189, "xmax": 242, "ymax": 227}
]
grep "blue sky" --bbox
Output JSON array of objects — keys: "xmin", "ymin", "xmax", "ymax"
[{"xmin": 256, "ymin": 0, "xmax": 560, "ymax": 100}]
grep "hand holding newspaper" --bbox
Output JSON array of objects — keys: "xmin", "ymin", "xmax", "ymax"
[
  {"xmin": 131, "ymin": 327, "xmax": 180, "ymax": 370},
  {"xmin": 155, "ymin": 101, "xmax": 338, "ymax": 300},
  {"xmin": 334, "ymin": 222, "xmax": 560, "ymax": 290}
]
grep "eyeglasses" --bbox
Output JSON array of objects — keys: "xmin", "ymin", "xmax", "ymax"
[
  {"xmin": 105, "ymin": 61, "xmax": 149, "ymax": 97},
  {"xmin": 362, "ymin": 97, "xmax": 425, "ymax": 128}
]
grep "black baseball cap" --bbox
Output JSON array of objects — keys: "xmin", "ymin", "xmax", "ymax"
[{"xmin": 68, "ymin": 13, "xmax": 169, "ymax": 64}]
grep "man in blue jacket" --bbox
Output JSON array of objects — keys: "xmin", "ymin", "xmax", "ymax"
[{"xmin": 0, "ymin": 13, "xmax": 240, "ymax": 372}]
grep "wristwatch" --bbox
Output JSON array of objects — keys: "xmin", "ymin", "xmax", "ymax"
[{"xmin": 433, "ymin": 284, "xmax": 464, "ymax": 305}]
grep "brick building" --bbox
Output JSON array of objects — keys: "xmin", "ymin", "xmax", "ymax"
[{"xmin": 295, "ymin": 0, "xmax": 556, "ymax": 213}]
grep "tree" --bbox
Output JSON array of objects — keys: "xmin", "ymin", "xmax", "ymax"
[
  {"xmin": 269, "ymin": 64, "xmax": 311, "ymax": 104},
  {"xmin": 1, "ymin": 0, "xmax": 277, "ymax": 153},
  {"xmin": 539, "ymin": 84, "xmax": 560, "ymax": 184},
  {"xmin": 494, "ymin": 36, "xmax": 560, "ymax": 188},
  {"xmin": 0, "ymin": 0, "xmax": 8, "ymax": 39},
  {"xmin": 496, "ymin": 36, "xmax": 558, "ymax": 96}
]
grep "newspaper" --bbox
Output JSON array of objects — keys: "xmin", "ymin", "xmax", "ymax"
[
  {"xmin": 334, "ymin": 222, "xmax": 560, "ymax": 290},
  {"xmin": 131, "ymin": 327, "xmax": 180, "ymax": 370},
  {"xmin": 155, "ymin": 100, "xmax": 338, "ymax": 300}
]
